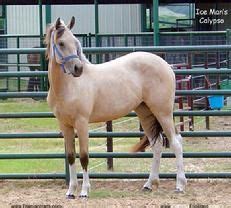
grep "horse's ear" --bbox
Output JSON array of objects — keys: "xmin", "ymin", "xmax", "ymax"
[
  {"xmin": 67, "ymin": 16, "xmax": 75, "ymax": 30},
  {"xmin": 55, "ymin": 17, "xmax": 61, "ymax": 30}
]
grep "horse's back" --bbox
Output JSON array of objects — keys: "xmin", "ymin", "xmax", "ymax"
[
  {"xmin": 98, "ymin": 52, "xmax": 173, "ymax": 76},
  {"xmin": 107, "ymin": 51, "xmax": 175, "ymax": 88}
]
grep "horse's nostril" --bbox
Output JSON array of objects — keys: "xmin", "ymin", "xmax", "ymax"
[
  {"xmin": 74, "ymin": 65, "xmax": 78, "ymax": 73},
  {"xmin": 72, "ymin": 65, "xmax": 83, "ymax": 77}
]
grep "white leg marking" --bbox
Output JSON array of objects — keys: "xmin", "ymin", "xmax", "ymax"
[
  {"xmin": 143, "ymin": 136, "xmax": 163, "ymax": 191},
  {"xmin": 66, "ymin": 163, "xmax": 78, "ymax": 197},
  {"xmin": 171, "ymin": 134, "xmax": 187, "ymax": 192},
  {"xmin": 79, "ymin": 170, "xmax": 90, "ymax": 197}
]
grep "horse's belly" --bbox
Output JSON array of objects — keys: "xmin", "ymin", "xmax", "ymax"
[
  {"xmin": 89, "ymin": 108, "xmax": 132, "ymax": 122},
  {"xmin": 89, "ymin": 77, "xmax": 142, "ymax": 122},
  {"xmin": 89, "ymin": 95, "xmax": 141, "ymax": 122}
]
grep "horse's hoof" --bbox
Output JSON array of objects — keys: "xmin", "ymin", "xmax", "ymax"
[
  {"xmin": 175, "ymin": 188, "xmax": 184, "ymax": 193},
  {"xmin": 79, "ymin": 195, "xmax": 88, "ymax": 198},
  {"xmin": 66, "ymin": 194, "xmax": 75, "ymax": 199},
  {"xmin": 142, "ymin": 186, "xmax": 152, "ymax": 192},
  {"xmin": 152, "ymin": 179, "xmax": 160, "ymax": 189}
]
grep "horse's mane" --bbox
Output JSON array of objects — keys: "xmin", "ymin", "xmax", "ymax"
[
  {"xmin": 44, "ymin": 24, "xmax": 90, "ymax": 64},
  {"xmin": 44, "ymin": 24, "xmax": 55, "ymax": 60}
]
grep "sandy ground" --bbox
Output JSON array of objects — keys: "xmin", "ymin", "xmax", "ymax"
[{"xmin": 0, "ymin": 179, "xmax": 230, "ymax": 208}]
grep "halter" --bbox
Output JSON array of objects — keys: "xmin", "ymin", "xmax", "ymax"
[{"xmin": 51, "ymin": 31, "xmax": 79, "ymax": 73}]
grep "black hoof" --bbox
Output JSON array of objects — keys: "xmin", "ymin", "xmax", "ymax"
[
  {"xmin": 66, "ymin": 194, "xmax": 75, "ymax": 199},
  {"xmin": 142, "ymin": 187, "xmax": 152, "ymax": 192},
  {"xmin": 79, "ymin": 195, "xmax": 88, "ymax": 198},
  {"xmin": 175, "ymin": 188, "xmax": 184, "ymax": 193}
]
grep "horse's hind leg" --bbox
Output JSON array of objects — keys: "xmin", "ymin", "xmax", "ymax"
[
  {"xmin": 143, "ymin": 139, "xmax": 163, "ymax": 191},
  {"xmin": 60, "ymin": 123, "xmax": 77, "ymax": 199},
  {"xmin": 152, "ymin": 110, "xmax": 187, "ymax": 192},
  {"xmin": 134, "ymin": 103, "xmax": 163, "ymax": 191}
]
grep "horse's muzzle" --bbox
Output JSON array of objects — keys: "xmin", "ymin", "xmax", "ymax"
[{"xmin": 72, "ymin": 65, "xmax": 83, "ymax": 77}]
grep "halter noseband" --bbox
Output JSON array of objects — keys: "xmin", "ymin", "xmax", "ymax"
[{"xmin": 51, "ymin": 31, "xmax": 79, "ymax": 73}]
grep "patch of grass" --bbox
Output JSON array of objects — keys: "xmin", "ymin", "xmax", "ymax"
[
  {"xmin": 0, "ymin": 99, "xmax": 49, "ymax": 112},
  {"xmin": 0, "ymin": 159, "xmax": 64, "ymax": 173},
  {"xmin": 0, "ymin": 78, "xmax": 29, "ymax": 91},
  {"xmin": 0, "ymin": 139, "xmax": 64, "ymax": 153},
  {"xmin": 0, "ymin": 118, "xmax": 58, "ymax": 133},
  {"xmin": 203, "ymin": 159, "xmax": 231, "ymax": 172}
]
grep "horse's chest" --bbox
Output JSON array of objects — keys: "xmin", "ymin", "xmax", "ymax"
[
  {"xmin": 54, "ymin": 104, "xmax": 75, "ymax": 124},
  {"xmin": 48, "ymin": 95, "xmax": 75, "ymax": 125}
]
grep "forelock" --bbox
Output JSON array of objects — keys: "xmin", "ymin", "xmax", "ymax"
[{"xmin": 56, "ymin": 26, "xmax": 66, "ymax": 40}]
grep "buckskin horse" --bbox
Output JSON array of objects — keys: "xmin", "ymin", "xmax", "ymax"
[{"xmin": 45, "ymin": 17, "xmax": 186, "ymax": 198}]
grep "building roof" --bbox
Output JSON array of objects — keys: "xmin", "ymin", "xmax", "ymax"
[{"xmin": 1, "ymin": 0, "xmax": 230, "ymax": 5}]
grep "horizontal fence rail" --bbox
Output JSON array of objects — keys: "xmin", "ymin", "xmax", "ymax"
[
  {"xmin": 1, "ymin": 110, "xmax": 231, "ymax": 119},
  {"xmin": 1, "ymin": 69, "xmax": 231, "ymax": 78},
  {"xmin": 0, "ymin": 45, "xmax": 230, "ymax": 55},
  {"xmin": 0, "ymin": 173, "xmax": 230, "ymax": 180},
  {"xmin": 0, "ymin": 131, "xmax": 231, "ymax": 139},
  {"xmin": 1, "ymin": 90, "xmax": 231, "ymax": 99},
  {"xmin": 0, "ymin": 152, "xmax": 230, "ymax": 159}
]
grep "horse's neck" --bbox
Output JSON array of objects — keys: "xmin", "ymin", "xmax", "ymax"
[
  {"xmin": 48, "ymin": 60, "xmax": 68, "ymax": 98},
  {"xmin": 75, "ymin": 37, "xmax": 90, "ymax": 64},
  {"xmin": 48, "ymin": 53, "xmax": 90, "ymax": 98},
  {"xmin": 80, "ymin": 53, "xmax": 90, "ymax": 64}
]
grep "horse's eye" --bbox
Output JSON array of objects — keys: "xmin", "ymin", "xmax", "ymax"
[{"xmin": 59, "ymin": 41, "xmax": 65, "ymax": 47}]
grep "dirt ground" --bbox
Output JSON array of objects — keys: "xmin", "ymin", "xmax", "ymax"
[{"xmin": 0, "ymin": 179, "xmax": 230, "ymax": 208}]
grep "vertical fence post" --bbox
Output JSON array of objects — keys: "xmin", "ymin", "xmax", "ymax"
[
  {"xmin": 188, "ymin": 52, "xmax": 194, "ymax": 130},
  {"xmin": 124, "ymin": 34, "xmax": 128, "ymax": 46},
  {"xmin": 94, "ymin": 0, "xmax": 100, "ymax": 64},
  {"xmin": 139, "ymin": 123, "xmax": 145, "ymax": 152},
  {"xmin": 153, "ymin": 0, "xmax": 159, "ymax": 46},
  {"xmin": 16, "ymin": 36, "xmax": 21, "ymax": 92},
  {"xmin": 88, "ymin": 33, "xmax": 92, "ymax": 62},
  {"xmin": 44, "ymin": 5, "xmax": 51, "ymax": 91},
  {"xmin": 187, "ymin": 76, "xmax": 194, "ymax": 131},
  {"xmin": 106, "ymin": 121, "xmax": 113, "ymax": 170},
  {"xmin": 204, "ymin": 52, "xmax": 210, "ymax": 130},
  {"xmin": 227, "ymin": 29, "xmax": 231, "ymax": 69},
  {"xmin": 216, "ymin": 49, "xmax": 220, "ymax": 89},
  {"xmin": 178, "ymin": 77, "xmax": 184, "ymax": 131},
  {"xmin": 39, "ymin": 0, "xmax": 45, "ymax": 91}
]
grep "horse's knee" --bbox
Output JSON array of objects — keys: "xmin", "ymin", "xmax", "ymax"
[
  {"xmin": 80, "ymin": 152, "xmax": 89, "ymax": 170},
  {"xmin": 67, "ymin": 152, "xmax": 76, "ymax": 165}
]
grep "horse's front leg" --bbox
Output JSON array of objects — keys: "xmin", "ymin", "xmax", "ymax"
[
  {"xmin": 75, "ymin": 118, "xmax": 90, "ymax": 198},
  {"xmin": 60, "ymin": 124, "xmax": 77, "ymax": 199}
]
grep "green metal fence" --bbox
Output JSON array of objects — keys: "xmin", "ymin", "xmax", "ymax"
[
  {"xmin": 0, "ymin": 45, "xmax": 230, "ymax": 180},
  {"xmin": 0, "ymin": 33, "xmax": 230, "ymax": 92}
]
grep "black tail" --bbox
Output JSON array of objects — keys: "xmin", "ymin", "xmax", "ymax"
[{"xmin": 131, "ymin": 120, "xmax": 169, "ymax": 152}]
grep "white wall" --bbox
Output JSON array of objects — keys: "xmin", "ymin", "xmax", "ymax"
[
  {"xmin": 99, "ymin": 4, "xmax": 141, "ymax": 34},
  {"xmin": 7, "ymin": 5, "xmax": 46, "ymax": 35},
  {"xmin": 7, "ymin": 4, "xmax": 141, "ymax": 35},
  {"xmin": 52, "ymin": 5, "xmax": 95, "ymax": 34}
]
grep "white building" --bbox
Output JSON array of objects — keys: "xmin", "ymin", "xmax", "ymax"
[{"xmin": 7, "ymin": 4, "xmax": 141, "ymax": 35}]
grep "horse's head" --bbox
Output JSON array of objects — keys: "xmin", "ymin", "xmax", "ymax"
[{"xmin": 45, "ymin": 17, "xmax": 84, "ymax": 77}]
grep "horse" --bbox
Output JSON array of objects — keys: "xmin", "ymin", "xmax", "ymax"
[{"xmin": 45, "ymin": 17, "xmax": 187, "ymax": 199}]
